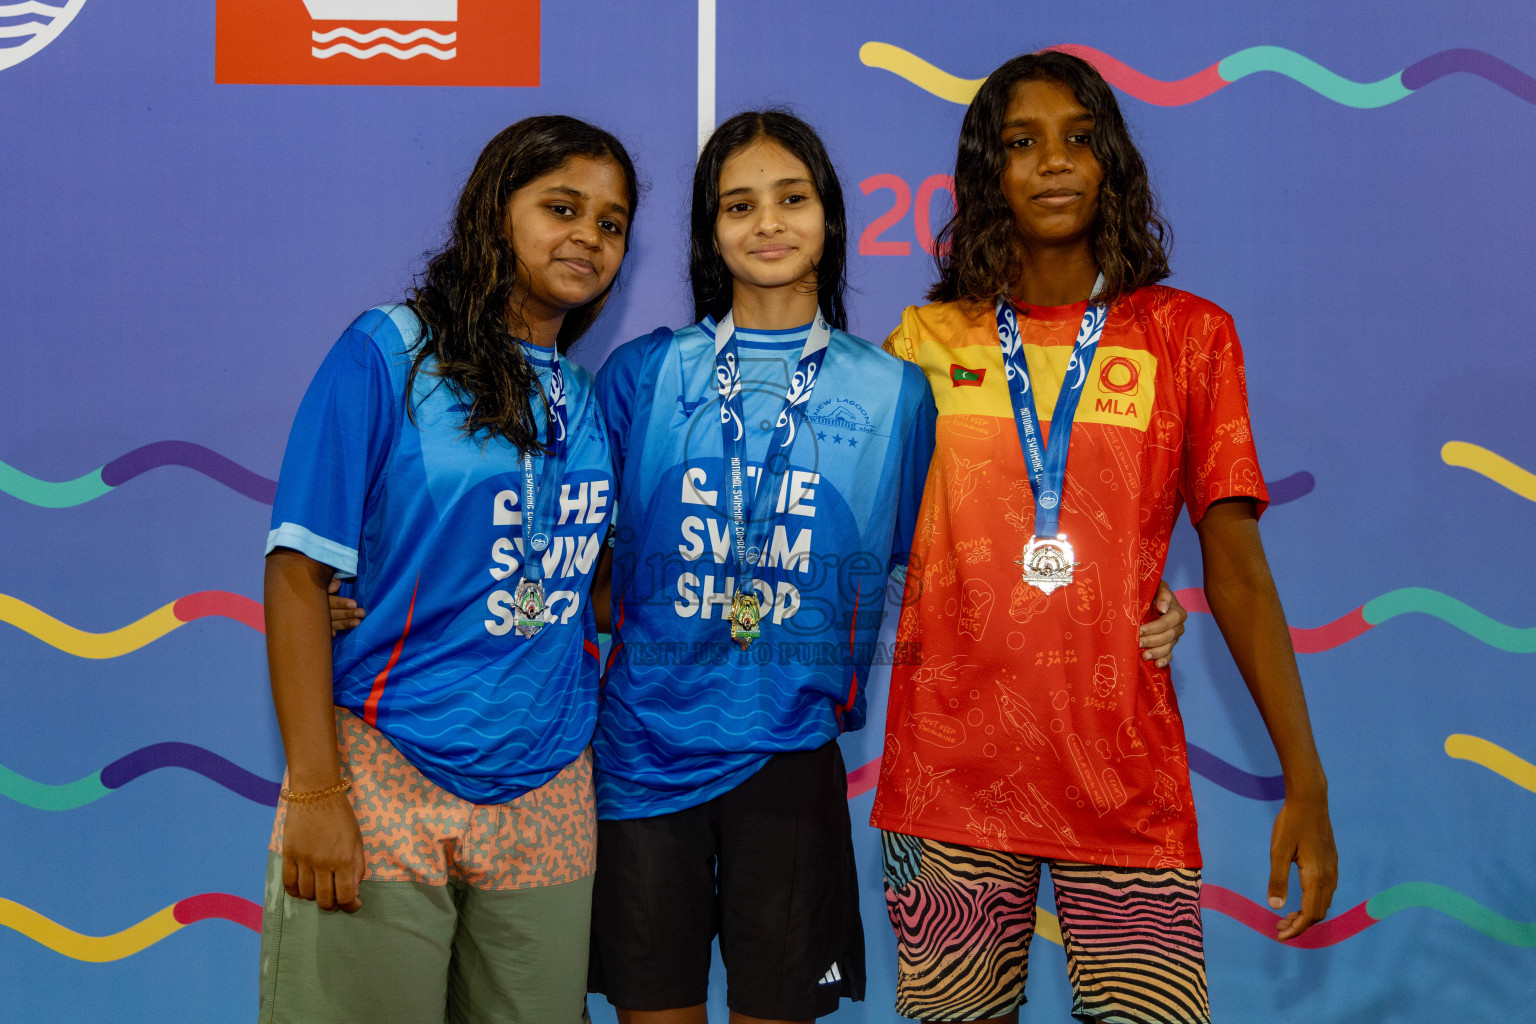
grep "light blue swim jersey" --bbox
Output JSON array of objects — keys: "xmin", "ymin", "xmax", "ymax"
[
  {"xmin": 267, "ymin": 305, "xmax": 614, "ymax": 803},
  {"xmin": 593, "ymin": 318, "xmax": 936, "ymax": 819}
]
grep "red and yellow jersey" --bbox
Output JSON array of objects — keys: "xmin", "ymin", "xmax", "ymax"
[{"xmin": 869, "ymin": 286, "xmax": 1268, "ymax": 869}]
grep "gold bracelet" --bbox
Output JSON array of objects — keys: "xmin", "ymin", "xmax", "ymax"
[{"xmin": 280, "ymin": 777, "xmax": 352, "ymax": 804}]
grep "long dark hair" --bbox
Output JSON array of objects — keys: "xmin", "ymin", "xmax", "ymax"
[
  {"xmin": 930, "ymin": 50, "xmax": 1171, "ymax": 308},
  {"xmin": 689, "ymin": 110, "xmax": 849, "ymax": 330},
  {"xmin": 410, "ymin": 115, "xmax": 639, "ymax": 453}
]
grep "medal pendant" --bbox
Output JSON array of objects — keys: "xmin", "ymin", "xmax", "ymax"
[
  {"xmin": 1017, "ymin": 535, "xmax": 1076, "ymax": 595},
  {"xmin": 513, "ymin": 579, "xmax": 547, "ymax": 637},
  {"xmin": 728, "ymin": 591, "xmax": 762, "ymax": 650}
]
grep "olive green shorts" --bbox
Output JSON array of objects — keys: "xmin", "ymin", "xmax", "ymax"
[{"xmin": 257, "ymin": 851, "xmax": 593, "ymax": 1024}]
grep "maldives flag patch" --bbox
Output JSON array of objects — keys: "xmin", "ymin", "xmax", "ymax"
[{"xmin": 950, "ymin": 364, "xmax": 986, "ymax": 387}]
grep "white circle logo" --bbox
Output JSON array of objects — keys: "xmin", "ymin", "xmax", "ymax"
[{"xmin": 0, "ymin": 0, "xmax": 90, "ymax": 73}]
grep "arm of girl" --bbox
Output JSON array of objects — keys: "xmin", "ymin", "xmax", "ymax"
[
  {"xmin": 1193, "ymin": 498, "xmax": 1337, "ymax": 941},
  {"xmin": 266, "ymin": 548, "xmax": 365, "ymax": 913},
  {"xmin": 592, "ymin": 544, "xmax": 613, "ymax": 634}
]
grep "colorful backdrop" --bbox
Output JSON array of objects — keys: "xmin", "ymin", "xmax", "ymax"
[{"xmin": 3, "ymin": 2, "xmax": 1534, "ymax": 1021}]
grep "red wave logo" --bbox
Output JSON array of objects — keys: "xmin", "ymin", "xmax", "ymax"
[{"xmin": 216, "ymin": 0, "xmax": 539, "ymax": 87}]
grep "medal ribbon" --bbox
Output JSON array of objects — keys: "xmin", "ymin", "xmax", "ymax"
[
  {"xmin": 995, "ymin": 278, "xmax": 1106, "ymax": 539},
  {"xmin": 712, "ymin": 309, "xmax": 831, "ymax": 594},
  {"xmin": 519, "ymin": 353, "xmax": 568, "ymax": 584}
]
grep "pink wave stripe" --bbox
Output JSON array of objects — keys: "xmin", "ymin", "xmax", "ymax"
[
  {"xmin": 172, "ymin": 893, "xmax": 263, "ymax": 932},
  {"xmin": 172, "ymin": 591, "xmax": 266, "ymax": 633},
  {"xmin": 847, "ymin": 756, "xmax": 881, "ymax": 798},
  {"xmin": 1201, "ymin": 884, "xmax": 1375, "ymax": 948},
  {"xmin": 1047, "ymin": 44, "xmax": 1229, "ymax": 105},
  {"xmin": 1173, "ymin": 588, "xmax": 1372, "ymax": 653}
]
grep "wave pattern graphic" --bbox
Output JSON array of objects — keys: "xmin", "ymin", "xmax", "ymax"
[
  {"xmin": 312, "ymin": 42, "xmax": 455, "ymax": 60},
  {"xmin": 12, "ymin": 881, "xmax": 1521, "ymax": 959},
  {"xmin": 1442, "ymin": 441, "xmax": 1536, "ymax": 503},
  {"xmin": 1, "ymin": 743, "xmax": 279, "ymax": 810},
  {"xmin": 1444, "ymin": 734, "xmax": 1536, "ymax": 794},
  {"xmin": 1186, "ymin": 744, "xmax": 1284, "ymax": 801},
  {"xmin": 1265, "ymin": 470, "xmax": 1314, "ymax": 506},
  {"xmin": 1207, "ymin": 882, "xmax": 1536, "ymax": 948},
  {"xmin": 1176, "ymin": 587, "xmax": 1536, "ymax": 653},
  {"xmin": 850, "ymin": 746, "xmax": 1283, "ymax": 804},
  {"xmin": 312, "ymin": 27, "xmax": 455, "ymax": 44},
  {"xmin": 858, "ymin": 42, "xmax": 1536, "ymax": 109},
  {"xmin": 1, "ymin": 441, "xmax": 276, "ymax": 507},
  {"xmin": 0, "ymin": 590, "xmax": 263, "ymax": 659},
  {"xmin": 0, "ymin": 894, "xmax": 260, "ymax": 962},
  {"xmin": 0, "ymin": 447, "xmax": 1303, "ymax": 512}
]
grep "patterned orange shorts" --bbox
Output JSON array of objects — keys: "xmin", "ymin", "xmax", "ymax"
[{"xmin": 270, "ymin": 708, "xmax": 594, "ymax": 889}]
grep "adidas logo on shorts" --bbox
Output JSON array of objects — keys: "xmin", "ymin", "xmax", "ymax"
[{"xmin": 817, "ymin": 962, "xmax": 842, "ymax": 986}]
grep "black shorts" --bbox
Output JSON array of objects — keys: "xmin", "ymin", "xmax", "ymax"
[{"xmin": 588, "ymin": 740, "xmax": 865, "ymax": 1020}]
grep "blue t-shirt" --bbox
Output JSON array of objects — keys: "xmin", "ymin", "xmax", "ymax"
[
  {"xmin": 593, "ymin": 319, "xmax": 937, "ymax": 818},
  {"xmin": 267, "ymin": 305, "xmax": 613, "ymax": 804}
]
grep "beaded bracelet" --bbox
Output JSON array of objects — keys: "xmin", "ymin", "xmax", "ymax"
[{"xmin": 280, "ymin": 777, "xmax": 352, "ymax": 804}]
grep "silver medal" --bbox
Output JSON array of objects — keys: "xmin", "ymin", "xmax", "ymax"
[{"xmin": 1018, "ymin": 534, "xmax": 1077, "ymax": 595}]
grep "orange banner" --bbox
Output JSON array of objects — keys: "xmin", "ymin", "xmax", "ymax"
[{"xmin": 216, "ymin": 0, "xmax": 539, "ymax": 87}]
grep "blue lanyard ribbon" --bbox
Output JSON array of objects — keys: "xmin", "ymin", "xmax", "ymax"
[
  {"xmin": 712, "ymin": 309, "xmax": 831, "ymax": 589},
  {"xmin": 995, "ymin": 281, "xmax": 1106, "ymax": 539},
  {"xmin": 520, "ymin": 355, "xmax": 568, "ymax": 583}
]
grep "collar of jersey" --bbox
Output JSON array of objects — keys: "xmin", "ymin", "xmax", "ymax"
[
  {"xmin": 518, "ymin": 337, "xmax": 560, "ymax": 366},
  {"xmin": 701, "ymin": 316, "xmax": 813, "ymax": 350}
]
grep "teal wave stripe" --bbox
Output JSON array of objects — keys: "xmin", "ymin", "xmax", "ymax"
[
  {"xmin": 1363, "ymin": 588, "xmax": 1536, "ymax": 653},
  {"xmin": 1368, "ymin": 883, "xmax": 1536, "ymax": 947},
  {"xmin": 0, "ymin": 764, "xmax": 110, "ymax": 811},
  {"xmin": 1218, "ymin": 46, "xmax": 1413, "ymax": 108},
  {"xmin": 0, "ymin": 461, "xmax": 111, "ymax": 509}
]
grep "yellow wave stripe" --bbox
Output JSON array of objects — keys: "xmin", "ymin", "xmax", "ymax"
[
  {"xmin": 1445, "ymin": 734, "xmax": 1536, "ymax": 794},
  {"xmin": 1038, "ymin": 907, "xmax": 1063, "ymax": 946},
  {"xmin": 1441, "ymin": 441, "xmax": 1536, "ymax": 503},
  {"xmin": 0, "ymin": 594, "xmax": 183, "ymax": 659},
  {"xmin": 859, "ymin": 41, "xmax": 982, "ymax": 103},
  {"xmin": 0, "ymin": 899, "xmax": 182, "ymax": 962}
]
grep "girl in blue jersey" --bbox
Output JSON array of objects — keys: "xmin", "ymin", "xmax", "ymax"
[
  {"xmin": 584, "ymin": 111, "xmax": 1189, "ymax": 1024},
  {"xmin": 262, "ymin": 115, "xmax": 635, "ymax": 1024}
]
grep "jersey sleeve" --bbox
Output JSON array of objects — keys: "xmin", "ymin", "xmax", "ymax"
[
  {"xmin": 882, "ymin": 308, "xmax": 919, "ymax": 362},
  {"xmin": 1179, "ymin": 308, "xmax": 1270, "ymax": 523},
  {"xmin": 890, "ymin": 363, "xmax": 938, "ymax": 571},
  {"xmin": 595, "ymin": 329, "xmax": 666, "ymax": 481},
  {"xmin": 266, "ymin": 324, "xmax": 401, "ymax": 577}
]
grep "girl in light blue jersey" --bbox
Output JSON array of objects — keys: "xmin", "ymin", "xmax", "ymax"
[{"xmin": 585, "ymin": 110, "xmax": 1189, "ymax": 1024}]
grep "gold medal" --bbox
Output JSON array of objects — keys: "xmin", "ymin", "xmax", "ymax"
[{"xmin": 729, "ymin": 591, "xmax": 762, "ymax": 650}]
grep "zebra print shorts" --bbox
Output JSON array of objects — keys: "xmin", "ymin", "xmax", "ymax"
[{"xmin": 882, "ymin": 832, "xmax": 1209, "ymax": 1023}]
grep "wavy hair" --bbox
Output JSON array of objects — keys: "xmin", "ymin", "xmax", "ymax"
[
  {"xmin": 409, "ymin": 115, "xmax": 638, "ymax": 453},
  {"xmin": 930, "ymin": 50, "xmax": 1171, "ymax": 308},
  {"xmin": 689, "ymin": 110, "xmax": 849, "ymax": 330}
]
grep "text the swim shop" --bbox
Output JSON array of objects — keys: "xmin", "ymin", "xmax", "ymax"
[
  {"xmin": 483, "ymin": 480, "xmax": 611, "ymax": 635},
  {"xmin": 672, "ymin": 464, "xmax": 820, "ymax": 625}
]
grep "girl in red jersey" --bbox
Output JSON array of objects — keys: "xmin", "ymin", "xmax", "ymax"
[{"xmin": 870, "ymin": 51, "xmax": 1338, "ymax": 1024}]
